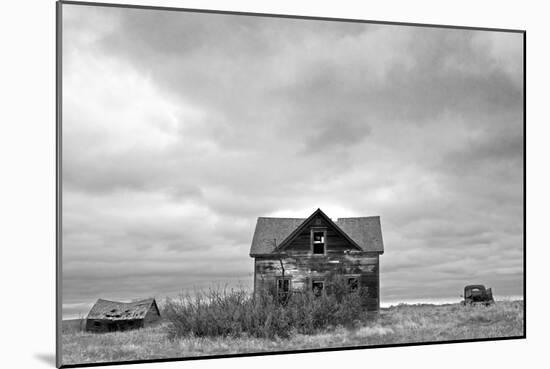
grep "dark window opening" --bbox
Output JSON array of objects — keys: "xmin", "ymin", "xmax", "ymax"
[
  {"xmin": 313, "ymin": 244, "xmax": 324, "ymax": 254},
  {"xmin": 277, "ymin": 278, "xmax": 290, "ymax": 293},
  {"xmin": 465, "ymin": 288, "xmax": 482, "ymax": 298},
  {"xmin": 93, "ymin": 321, "xmax": 101, "ymax": 327},
  {"xmin": 277, "ymin": 278, "xmax": 291, "ymax": 303},
  {"xmin": 348, "ymin": 277, "xmax": 359, "ymax": 292},
  {"xmin": 312, "ymin": 231, "xmax": 325, "ymax": 254},
  {"xmin": 312, "ymin": 280, "xmax": 324, "ymax": 296}
]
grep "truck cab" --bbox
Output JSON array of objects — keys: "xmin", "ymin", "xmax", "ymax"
[{"xmin": 462, "ymin": 285, "xmax": 494, "ymax": 306}]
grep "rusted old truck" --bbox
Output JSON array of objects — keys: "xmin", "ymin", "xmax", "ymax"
[{"xmin": 462, "ymin": 285, "xmax": 495, "ymax": 306}]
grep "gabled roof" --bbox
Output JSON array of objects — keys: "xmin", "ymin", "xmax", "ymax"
[
  {"xmin": 250, "ymin": 217, "xmax": 306, "ymax": 255},
  {"xmin": 336, "ymin": 217, "xmax": 384, "ymax": 253},
  {"xmin": 86, "ymin": 298, "xmax": 159, "ymax": 321},
  {"xmin": 249, "ymin": 209, "xmax": 384, "ymax": 256}
]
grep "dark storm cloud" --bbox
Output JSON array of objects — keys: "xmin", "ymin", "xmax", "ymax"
[
  {"xmin": 300, "ymin": 118, "xmax": 372, "ymax": 154},
  {"xmin": 441, "ymin": 122, "xmax": 524, "ymax": 175},
  {"xmin": 62, "ymin": 4, "xmax": 523, "ymax": 317}
]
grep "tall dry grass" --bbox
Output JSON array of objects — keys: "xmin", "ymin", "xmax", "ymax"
[{"xmin": 163, "ymin": 277, "xmax": 369, "ymax": 339}]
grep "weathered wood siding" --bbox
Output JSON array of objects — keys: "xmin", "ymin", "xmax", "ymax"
[
  {"xmin": 254, "ymin": 252, "xmax": 380, "ymax": 311},
  {"xmin": 85, "ymin": 305, "xmax": 159, "ymax": 333}
]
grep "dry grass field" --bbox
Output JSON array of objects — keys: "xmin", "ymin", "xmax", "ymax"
[{"xmin": 61, "ymin": 300, "xmax": 523, "ymax": 366}]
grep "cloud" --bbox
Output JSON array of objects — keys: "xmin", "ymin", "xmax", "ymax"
[{"xmin": 61, "ymin": 4, "xmax": 523, "ymax": 317}]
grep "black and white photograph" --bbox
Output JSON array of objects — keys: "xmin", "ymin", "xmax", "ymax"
[{"xmin": 57, "ymin": 1, "xmax": 524, "ymax": 367}]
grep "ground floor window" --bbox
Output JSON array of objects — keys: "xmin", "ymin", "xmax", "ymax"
[
  {"xmin": 347, "ymin": 277, "xmax": 359, "ymax": 292},
  {"xmin": 277, "ymin": 277, "xmax": 291, "ymax": 302},
  {"xmin": 312, "ymin": 280, "xmax": 324, "ymax": 296}
]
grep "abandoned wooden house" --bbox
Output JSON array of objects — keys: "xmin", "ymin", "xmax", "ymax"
[
  {"xmin": 250, "ymin": 208, "xmax": 384, "ymax": 311},
  {"xmin": 85, "ymin": 298, "xmax": 161, "ymax": 333}
]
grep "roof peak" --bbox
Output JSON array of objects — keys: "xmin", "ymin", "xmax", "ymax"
[
  {"xmin": 96, "ymin": 297, "xmax": 155, "ymax": 304},
  {"xmin": 257, "ymin": 216, "xmax": 380, "ymax": 220},
  {"xmin": 274, "ymin": 208, "xmax": 363, "ymax": 252},
  {"xmin": 258, "ymin": 208, "xmax": 379, "ymax": 220}
]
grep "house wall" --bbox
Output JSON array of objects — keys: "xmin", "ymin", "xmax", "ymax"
[{"xmin": 254, "ymin": 251, "xmax": 380, "ymax": 311}]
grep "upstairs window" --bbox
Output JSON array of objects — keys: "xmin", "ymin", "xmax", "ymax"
[{"xmin": 312, "ymin": 231, "xmax": 325, "ymax": 254}]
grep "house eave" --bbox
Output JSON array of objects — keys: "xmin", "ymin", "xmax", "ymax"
[
  {"xmin": 250, "ymin": 250, "xmax": 383, "ymax": 258},
  {"xmin": 250, "ymin": 252, "xmax": 288, "ymax": 258}
]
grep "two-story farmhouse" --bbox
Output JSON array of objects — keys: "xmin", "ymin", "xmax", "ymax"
[{"xmin": 249, "ymin": 208, "xmax": 384, "ymax": 311}]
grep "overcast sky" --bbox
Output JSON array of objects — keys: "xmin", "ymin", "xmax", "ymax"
[{"xmin": 61, "ymin": 4, "xmax": 524, "ymax": 318}]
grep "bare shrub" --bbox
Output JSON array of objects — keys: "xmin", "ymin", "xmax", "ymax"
[{"xmin": 163, "ymin": 278, "xmax": 370, "ymax": 339}]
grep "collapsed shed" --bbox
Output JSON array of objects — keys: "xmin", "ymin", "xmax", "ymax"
[{"xmin": 85, "ymin": 298, "xmax": 161, "ymax": 333}]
